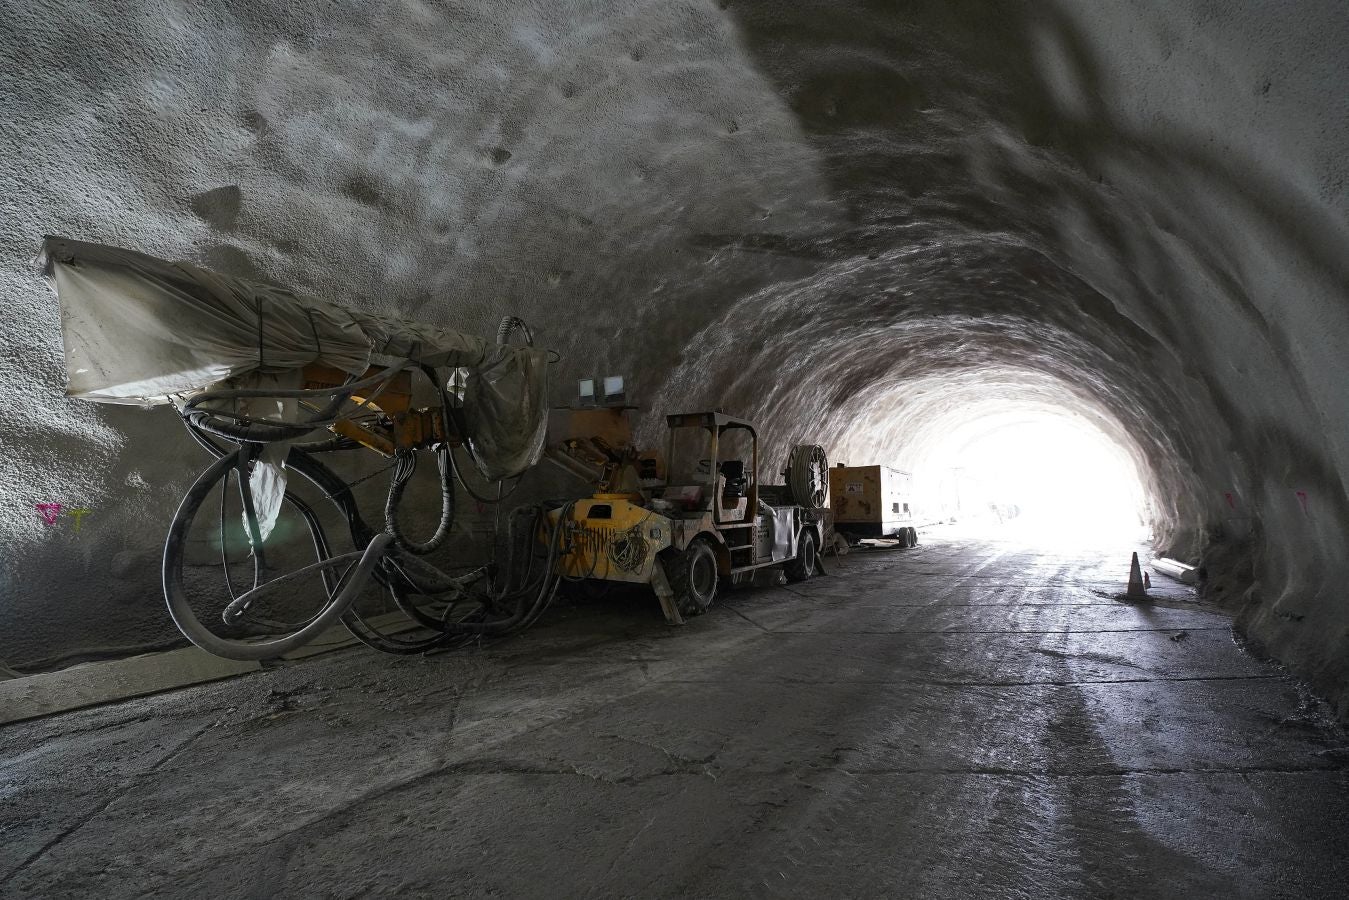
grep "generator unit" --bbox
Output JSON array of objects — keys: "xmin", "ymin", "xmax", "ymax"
[{"xmin": 830, "ymin": 464, "xmax": 917, "ymax": 545}]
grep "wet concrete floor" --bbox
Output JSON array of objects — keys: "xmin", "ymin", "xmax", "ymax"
[{"xmin": 3, "ymin": 536, "xmax": 1348, "ymax": 898}]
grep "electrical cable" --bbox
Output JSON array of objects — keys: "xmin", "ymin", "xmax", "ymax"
[{"xmin": 446, "ymin": 443, "xmax": 525, "ymax": 504}]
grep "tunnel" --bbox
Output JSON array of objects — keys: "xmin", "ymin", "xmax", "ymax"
[{"xmin": 2, "ymin": 1, "xmax": 1348, "ymax": 895}]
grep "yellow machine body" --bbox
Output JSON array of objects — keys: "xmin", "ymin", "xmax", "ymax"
[
  {"xmin": 303, "ymin": 364, "xmax": 449, "ymax": 455},
  {"xmin": 544, "ymin": 408, "xmax": 826, "ymax": 625},
  {"xmin": 550, "ymin": 496, "xmax": 674, "ymax": 584}
]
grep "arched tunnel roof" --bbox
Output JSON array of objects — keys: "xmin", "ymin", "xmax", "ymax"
[{"xmin": 0, "ymin": 0, "xmax": 1347, "ymax": 715}]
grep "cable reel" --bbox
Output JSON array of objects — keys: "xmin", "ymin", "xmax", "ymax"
[{"xmin": 786, "ymin": 444, "xmax": 830, "ymax": 510}]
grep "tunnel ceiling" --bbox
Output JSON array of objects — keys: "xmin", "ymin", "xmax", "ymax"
[{"xmin": 1, "ymin": 0, "xmax": 1347, "ymax": 716}]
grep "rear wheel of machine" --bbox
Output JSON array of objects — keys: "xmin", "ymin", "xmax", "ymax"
[
  {"xmin": 784, "ymin": 529, "xmax": 818, "ymax": 583},
  {"xmin": 666, "ymin": 539, "xmax": 718, "ymax": 617},
  {"xmin": 905, "ymin": 526, "xmax": 919, "ymax": 547}
]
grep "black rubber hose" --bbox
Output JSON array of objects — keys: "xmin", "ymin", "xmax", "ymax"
[
  {"xmin": 420, "ymin": 502, "xmax": 570, "ymax": 635},
  {"xmin": 272, "ymin": 466, "xmax": 460, "ymax": 654},
  {"xmin": 173, "ymin": 420, "xmax": 469, "ymax": 656},
  {"xmin": 496, "ymin": 315, "xmax": 534, "ymax": 346},
  {"xmin": 173, "ymin": 401, "xmax": 561, "ymax": 654},
  {"xmin": 446, "ymin": 442, "xmax": 524, "ymax": 504},
  {"xmin": 183, "ymin": 363, "xmax": 411, "ymax": 444},
  {"xmin": 383, "ymin": 446, "xmax": 455, "ymax": 556},
  {"xmin": 182, "ymin": 416, "xmax": 230, "ymax": 459},
  {"xmin": 338, "ymin": 606, "xmax": 461, "ymax": 654},
  {"xmin": 286, "ymin": 446, "xmax": 378, "ymax": 550},
  {"xmin": 282, "ymin": 447, "xmax": 480, "ymax": 651},
  {"xmin": 162, "ymin": 446, "xmax": 393, "ymax": 661},
  {"xmin": 184, "ymin": 410, "xmax": 319, "ymax": 445},
  {"xmin": 272, "ymin": 448, "xmax": 459, "ymax": 654}
]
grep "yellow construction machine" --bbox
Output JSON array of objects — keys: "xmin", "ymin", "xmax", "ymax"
[{"xmin": 546, "ymin": 404, "xmax": 829, "ymax": 623}]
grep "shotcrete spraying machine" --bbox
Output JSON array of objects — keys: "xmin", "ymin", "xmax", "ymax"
[
  {"xmin": 545, "ymin": 403, "xmax": 830, "ymax": 622},
  {"xmin": 40, "ymin": 237, "xmax": 830, "ymax": 662},
  {"xmin": 41, "ymin": 236, "xmax": 562, "ymax": 661}
]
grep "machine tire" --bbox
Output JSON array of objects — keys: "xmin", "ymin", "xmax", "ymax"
[
  {"xmin": 666, "ymin": 539, "xmax": 719, "ymax": 617},
  {"xmin": 905, "ymin": 526, "xmax": 919, "ymax": 547},
  {"xmin": 784, "ymin": 529, "xmax": 818, "ymax": 583}
]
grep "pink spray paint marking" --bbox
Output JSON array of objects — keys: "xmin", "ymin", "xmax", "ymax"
[
  {"xmin": 36, "ymin": 503, "xmax": 64, "ymax": 525},
  {"xmin": 1296, "ymin": 490, "xmax": 1309, "ymax": 516},
  {"xmin": 1223, "ymin": 492, "xmax": 1236, "ymax": 510}
]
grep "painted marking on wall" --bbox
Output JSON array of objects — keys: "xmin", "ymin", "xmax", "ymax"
[
  {"xmin": 35, "ymin": 504, "xmax": 92, "ymax": 532},
  {"xmin": 1223, "ymin": 491, "xmax": 1236, "ymax": 510},
  {"xmin": 1296, "ymin": 490, "xmax": 1309, "ymax": 516}
]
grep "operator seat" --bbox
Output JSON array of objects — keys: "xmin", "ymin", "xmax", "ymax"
[
  {"xmin": 720, "ymin": 460, "xmax": 747, "ymax": 498},
  {"xmin": 718, "ymin": 459, "xmax": 749, "ymax": 522}
]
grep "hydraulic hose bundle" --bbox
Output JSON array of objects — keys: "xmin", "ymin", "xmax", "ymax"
[
  {"xmin": 37, "ymin": 236, "xmax": 561, "ymax": 663},
  {"xmin": 161, "ymin": 317, "xmax": 566, "ymax": 661}
]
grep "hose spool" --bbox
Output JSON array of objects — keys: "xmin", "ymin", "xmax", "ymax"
[{"xmin": 786, "ymin": 444, "xmax": 830, "ymax": 510}]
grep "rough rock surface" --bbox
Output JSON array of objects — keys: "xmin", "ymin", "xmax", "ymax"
[{"xmin": 1, "ymin": 2, "xmax": 1347, "ymax": 715}]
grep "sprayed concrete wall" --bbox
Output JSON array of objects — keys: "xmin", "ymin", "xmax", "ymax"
[{"xmin": 1, "ymin": 1, "xmax": 1347, "ymax": 715}]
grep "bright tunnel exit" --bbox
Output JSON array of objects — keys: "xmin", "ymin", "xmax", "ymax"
[
  {"xmin": 824, "ymin": 366, "xmax": 1162, "ymax": 548},
  {"xmin": 919, "ymin": 413, "xmax": 1151, "ymax": 545}
]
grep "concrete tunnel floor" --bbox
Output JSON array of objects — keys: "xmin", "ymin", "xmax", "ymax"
[{"xmin": 3, "ymin": 534, "xmax": 1348, "ymax": 899}]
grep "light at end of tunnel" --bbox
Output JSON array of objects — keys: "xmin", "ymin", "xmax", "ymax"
[{"xmin": 919, "ymin": 415, "xmax": 1150, "ymax": 546}]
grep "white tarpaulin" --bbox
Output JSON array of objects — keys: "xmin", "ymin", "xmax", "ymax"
[{"xmin": 38, "ymin": 236, "xmax": 549, "ymax": 480}]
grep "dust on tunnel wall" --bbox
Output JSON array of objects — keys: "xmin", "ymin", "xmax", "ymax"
[{"xmin": 1, "ymin": 0, "xmax": 1348, "ymax": 718}]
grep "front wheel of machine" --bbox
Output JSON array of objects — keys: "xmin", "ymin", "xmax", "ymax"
[
  {"xmin": 784, "ymin": 530, "xmax": 818, "ymax": 583},
  {"xmin": 665, "ymin": 539, "xmax": 719, "ymax": 617}
]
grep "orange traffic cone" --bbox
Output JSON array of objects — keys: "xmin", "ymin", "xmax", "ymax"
[{"xmin": 1126, "ymin": 552, "xmax": 1148, "ymax": 601}]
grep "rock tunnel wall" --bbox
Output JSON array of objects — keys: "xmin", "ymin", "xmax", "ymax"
[{"xmin": 1, "ymin": 1, "xmax": 1346, "ymax": 715}]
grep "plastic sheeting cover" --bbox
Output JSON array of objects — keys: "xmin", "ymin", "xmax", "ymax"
[
  {"xmin": 464, "ymin": 345, "xmax": 551, "ymax": 481},
  {"xmin": 37, "ymin": 236, "xmax": 550, "ymax": 479}
]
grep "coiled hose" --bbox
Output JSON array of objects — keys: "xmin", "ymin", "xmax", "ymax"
[
  {"xmin": 384, "ymin": 446, "xmax": 454, "ymax": 556},
  {"xmin": 387, "ymin": 501, "xmax": 573, "ymax": 636},
  {"xmin": 786, "ymin": 444, "xmax": 830, "ymax": 510},
  {"xmin": 167, "ymin": 337, "xmax": 568, "ymax": 659},
  {"xmin": 162, "ymin": 444, "xmax": 396, "ymax": 661}
]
